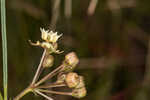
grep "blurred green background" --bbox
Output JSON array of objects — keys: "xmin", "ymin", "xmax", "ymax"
[{"xmin": 1, "ymin": 0, "xmax": 150, "ymax": 100}]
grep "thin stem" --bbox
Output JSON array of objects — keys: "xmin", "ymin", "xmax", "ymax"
[
  {"xmin": 87, "ymin": 0, "xmax": 98, "ymax": 16},
  {"xmin": 13, "ymin": 87, "xmax": 32, "ymax": 100},
  {"xmin": 143, "ymin": 37, "xmax": 150, "ymax": 85},
  {"xmin": 38, "ymin": 89, "xmax": 72, "ymax": 96},
  {"xmin": 64, "ymin": 0, "xmax": 72, "ymax": 18},
  {"xmin": 1, "ymin": 0, "xmax": 8, "ymax": 99},
  {"xmin": 0, "ymin": 91, "xmax": 3, "ymax": 100},
  {"xmin": 34, "ymin": 90, "xmax": 53, "ymax": 100},
  {"xmin": 37, "ymin": 83, "xmax": 66, "ymax": 89},
  {"xmin": 50, "ymin": 0, "xmax": 61, "ymax": 29},
  {"xmin": 31, "ymin": 49, "xmax": 47, "ymax": 85},
  {"xmin": 35, "ymin": 64, "xmax": 64, "ymax": 86}
]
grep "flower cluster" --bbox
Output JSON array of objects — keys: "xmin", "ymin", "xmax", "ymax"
[
  {"xmin": 14, "ymin": 28, "xmax": 87, "ymax": 100},
  {"xmin": 29, "ymin": 28, "xmax": 63, "ymax": 54}
]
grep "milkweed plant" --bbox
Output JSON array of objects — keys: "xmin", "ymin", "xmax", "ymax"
[{"xmin": 12, "ymin": 28, "xmax": 87, "ymax": 100}]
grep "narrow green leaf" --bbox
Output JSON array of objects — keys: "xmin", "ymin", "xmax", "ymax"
[
  {"xmin": 1, "ymin": 0, "xmax": 8, "ymax": 100},
  {"xmin": 0, "ymin": 91, "xmax": 4, "ymax": 100}
]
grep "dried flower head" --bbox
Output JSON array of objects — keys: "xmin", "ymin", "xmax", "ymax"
[
  {"xmin": 40, "ymin": 28, "xmax": 62, "ymax": 43},
  {"xmin": 72, "ymin": 87, "xmax": 87, "ymax": 98},
  {"xmin": 29, "ymin": 28, "xmax": 63, "ymax": 54},
  {"xmin": 43, "ymin": 55, "xmax": 54, "ymax": 68},
  {"xmin": 65, "ymin": 72, "xmax": 80, "ymax": 88}
]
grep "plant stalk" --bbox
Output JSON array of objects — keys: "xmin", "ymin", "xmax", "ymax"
[
  {"xmin": 13, "ymin": 87, "xmax": 32, "ymax": 100},
  {"xmin": 38, "ymin": 89, "xmax": 72, "ymax": 96},
  {"xmin": 31, "ymin": 49, "xmax": 47, "ymax": 85},
  {"xmin": 37, "ymin": 83, "xmax": 66, "ymax": 89},
  {"xmin": 35, "ymin": 64, "xmax": 64, "ymax": 86},
  {"xmin": 34, "ymin": 90, "xmax": 53, "ymax": 100},
  {"xmin": 1, "ymin": 0, "xmax": 8, "ymax": 100},
  {"xmin": 0, "ymin": 91, "xmax": 3, "ymax": 100}
]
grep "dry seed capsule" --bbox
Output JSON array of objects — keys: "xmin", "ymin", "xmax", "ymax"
[
  {"xmin": 43, "ymin": 55, "xmax": 54, "ymax": 68},
  {"xmin": 56, "ymin": 74, "xmax": 66, "ymax": 84},
  {"xmin": 76, "ymin": 76, "xmax": 85, "ymax": 89},
  {"xmin": 61, "ymin": 63, "xmax": 74, "ymax": 72},
  {"xmin": 72, "ymin": 87, "xmax": 87, "ymax": 98},
  {"xmin": 65, "ymin": 72, "xmax": 80, "ymax": 88},
  {"xmin": 65, "ymin": 52, "xmax": 79, "ymax": 67},
  {"xmin": 62, "ymin": 52, "xmax": 79, "ymax": 72}
]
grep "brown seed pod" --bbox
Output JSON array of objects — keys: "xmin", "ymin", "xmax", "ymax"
[
  {"xmin": 72, "ymin": 87, "xmax": 87, "ymax": 98},
  {"xmin": 65, "ymin": 72, "xmax": 80, "ymax": 88},
  {"xmin": 43, "ymin": 55, "xmax": 54, "ymax": 68},
  {"xmin": 61, "ymin": 52, "xmax": 79, "ymax": 72},
  {"xmin": 65, "ymin": 52, "xmax": 79, "ymax": 67},
  {"xmin": 76, "ymin": 76, "xmax": 85, "ymax": 89}
]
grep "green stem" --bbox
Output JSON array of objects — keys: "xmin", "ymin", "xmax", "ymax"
[
  {"xmin": 1, "ymin": 0, "xmax": 8, "ymax": 100},
  {"xmin": 0, "ymin": 91, "xmax": 3, "ymax": 100}
]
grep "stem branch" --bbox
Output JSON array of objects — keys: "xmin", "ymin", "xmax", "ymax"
[
  {"xmin": 34, "ymin": 90, "xmax": 53, "ymax": 100},
  {"xmin": 13, "ymin": 87, "xmax": 32, "ymax": 100},
  {"xmin": 31, "ymin": 49, "xmax": 47, "ymax": 85},
  {"xmin": 35, "ymin": 64, "xmax": 64, "ymax": 86},
  {"xmin": 37, "ymin": 83, "xmax": 66, "ymax": 89},
  {"xmin": 37, "ymin": 89, "xmax": 72, "ymax": 96}
]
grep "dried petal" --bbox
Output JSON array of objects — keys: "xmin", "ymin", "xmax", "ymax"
[
  {"xmin": 29, "ymin": 40, "xmax": 41, "ymax": 46},
  {"xmin": 40, "ymin": 28, "xmax": 49, "ymax": 41},
  {"xmin": 40, "ymin": 28, "xmax": 62, "ymax": 43}
]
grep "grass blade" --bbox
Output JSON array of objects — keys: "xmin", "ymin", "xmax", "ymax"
[
  {"xmin": 1, "ymin": 0, "xmax": 8, "ymax": 100},
  {"xmin": 0, "ymin": 91, "xmax": 4, "ymax": 100}
]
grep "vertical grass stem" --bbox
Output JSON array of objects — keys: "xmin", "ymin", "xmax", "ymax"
[{"xmin": 1, "ymin": 0, "xmax": 8, "ymax": 100}]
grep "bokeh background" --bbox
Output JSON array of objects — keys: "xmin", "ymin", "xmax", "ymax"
[{"xmin": 1, "ymin": 0, "xmax": 150, "ymax": 100}]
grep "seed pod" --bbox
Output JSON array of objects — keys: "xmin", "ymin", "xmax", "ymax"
[
  {"xmin": 43, "ymin": 55, "xmax": 54, "ymax": 68},
  {"xmin": 72, "ymin": 87, "xmax": 87, "ymax": 98},
  {"xmin": 56, "ymin": 74, "xmax": 66, "ymax": 83},
  {"xmin": 61, "ymin": 52, "xmax": 79, "ymax": 72},
  {"xmin": 65, "ymin": 52, "xmax": 79, "ymax": 67},
  {"xmin": 61, "ymin": 63, "xmax": 74, "ymax": 72},
  {"xmin": 76, "ymin": 76, "xmax": 85, "ymax": 89},
  {"xmin": 65, "ymin": 72, "xmax": 80, "ymax": 88}
]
